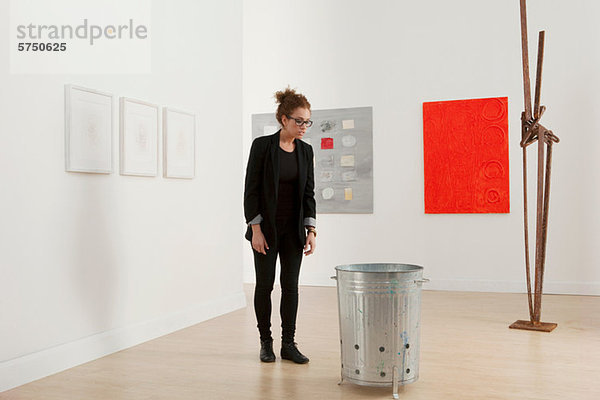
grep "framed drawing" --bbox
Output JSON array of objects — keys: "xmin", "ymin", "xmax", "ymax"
[
  {"xmin": 65, "ymin": 84, "xmax": 114, "ymax": 173},
  {"xmin": 163, "ymin": 107, "xmax": 196, "ymax": 179},
  {"xmin": 119, "ymin": 97, "xmax": 159, "ymax": 176}
]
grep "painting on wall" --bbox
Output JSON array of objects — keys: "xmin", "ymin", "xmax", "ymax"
[
  {"xmin": 120, "ymin": 97, "xmax": 159, "ymax": 176},
  {"xmin": 252, "ymin": 107, "xmax": 373, "ymax": 214},
  {"xmin": 423, "ymin": 97, "xmax": 510, "ymax": 213},
  {"xmin": 65, "ymin": 85, "xmax": 114, "ymax": 173},
  {"xmin": 163, "ymin": 107, "xmax": 195, "ymax": 179}
]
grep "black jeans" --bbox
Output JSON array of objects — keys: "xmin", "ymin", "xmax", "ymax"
[{"xmin": 253, "ymin": 219, "xmax": 303, "ymax": 343}]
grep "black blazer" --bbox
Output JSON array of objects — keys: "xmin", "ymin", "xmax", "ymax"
[{"xmin": 244, "ymin": 130, "xmax": 316, "ymax": 247}]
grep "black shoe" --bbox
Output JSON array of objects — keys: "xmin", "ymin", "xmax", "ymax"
[
  {"xmin": 281, "ymin": 341, "xmax": 309, "ymax": 364},
  {"xmin": 260, "ymin": 339, "xmax": 276, "ymax": 362}
]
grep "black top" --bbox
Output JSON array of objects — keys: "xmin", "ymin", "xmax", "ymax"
[{"xmin": 276, "ymin": 146, "xmax": 299, "ymax": 223}]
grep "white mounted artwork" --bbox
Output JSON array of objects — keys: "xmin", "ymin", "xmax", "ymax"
[
  {"xmin": 342, "ymin": 119, "xmax": 355, "ymax": 129},
  {"xmin": 65, "ymin": 85, "xmax": 114, "ymax": 173},
  {"xmin": 120, "ymin": 97, "xmax": 159, "ymax": 176},
  {"xmin": 163, "ymin": 107, "xmax": 196, "ymax": 179}
]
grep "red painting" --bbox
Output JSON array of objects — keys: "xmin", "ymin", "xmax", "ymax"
[
  {"xmin": 423, "ymin": 97, "xmax": 510, "ymax": 214},
  {"xmin": 321, "ymin": 137, "xmax": 334, "ymax": 150}
]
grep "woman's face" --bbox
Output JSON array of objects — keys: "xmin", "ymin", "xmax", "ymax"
[{"xmin": 282, "ymin": 107, "xmax": 311, "ymax": 140}]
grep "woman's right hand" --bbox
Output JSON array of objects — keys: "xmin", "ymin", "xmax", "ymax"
[{"xmin": 251, "ymin": 225, "xmax": 269, "ymax": 255}]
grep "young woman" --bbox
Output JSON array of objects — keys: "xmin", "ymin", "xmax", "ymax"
[{"xmin": 244, "ymin": 88, "xmax": 317, "ymax": 364}]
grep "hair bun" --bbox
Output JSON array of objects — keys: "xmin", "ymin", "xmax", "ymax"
[{"xmin": 275, "ymin": 87, "xmax": 296, "ymax": 104}]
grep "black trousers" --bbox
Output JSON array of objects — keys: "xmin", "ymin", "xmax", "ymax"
[{"xmin": 253, "ymin": 219, "xmax": 303, "ymax": 343}]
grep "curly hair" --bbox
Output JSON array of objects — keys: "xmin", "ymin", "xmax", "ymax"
[{"xmin": 274, "ymin": 87, "xmax": 311, "ymax": 125}]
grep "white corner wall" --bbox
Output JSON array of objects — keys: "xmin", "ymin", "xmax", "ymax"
[
  {"xmin": 0, "ymin": 0, "xmax": 244, "ymax": 392},
  {"xmin": 242, "ymin": 0, "xmax": 600, "ymax": 295}
]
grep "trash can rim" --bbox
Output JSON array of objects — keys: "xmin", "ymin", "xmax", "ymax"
[{"xmin": 335, "ymin": 263, "xmax": 423, "ymax": 273}]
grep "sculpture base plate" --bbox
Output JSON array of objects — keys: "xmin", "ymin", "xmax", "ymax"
[{"xmin": 509, "ymin": 320, "xmax": 557, "ymax": 332}]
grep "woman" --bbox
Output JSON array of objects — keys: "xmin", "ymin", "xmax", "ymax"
[{"xmin": 244, "ymin": 87, "xmax": 317, "ymax": 364}]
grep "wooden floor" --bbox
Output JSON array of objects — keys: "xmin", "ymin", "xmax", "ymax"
[{"xmin": 2, "ymin": 285, "xmax": 599, "ymax": 400}]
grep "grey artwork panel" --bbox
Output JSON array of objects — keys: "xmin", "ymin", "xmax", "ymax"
[{"xmin": 252, "ymin": 107, "xmax": 373, "ymax": 214}]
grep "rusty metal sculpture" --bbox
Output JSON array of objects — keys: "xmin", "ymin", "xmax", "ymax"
[{"xmin": 510, "ymin": 0, "xmax": 560, "ymax": 332}]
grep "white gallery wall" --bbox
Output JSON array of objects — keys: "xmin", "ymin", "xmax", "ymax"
[
  {"xmin": 242, "ymin": 0, "xmax": 600, "ymax": 295},
  {"xmin": 0, "ymin": 0, "xmax": 244, "ymax": 392}
]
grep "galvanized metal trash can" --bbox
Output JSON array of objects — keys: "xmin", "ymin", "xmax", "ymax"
[{"xmin": 332, "ymin": 263, "xmax": 428, "ymax": 399}]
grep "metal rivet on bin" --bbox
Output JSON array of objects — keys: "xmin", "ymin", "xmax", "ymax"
[
  {"xmin": 354, "ymin": 344, "xmax": 359, "ymax": 350},
  {"xmin": 380, "ymin": 372, "xmax": 386, "ymax": 377},
  {"xmin": 405, "ymin": 343, "xmax": 410, "ymax": 349},
  {"xmin": 355, "ymin": 369, "xmax": 360, "ymax": 375},
  {"xmin": 379, "ymin": 346, "xmax": 385, "ymax": 352},
  {"xmin": 406, "ymin": 368, "xmax": 411, "ymax": 374}
]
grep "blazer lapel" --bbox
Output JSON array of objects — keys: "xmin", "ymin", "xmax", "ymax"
[
  {"xmin": 297, "ymin": 140, "xmax": 307, "ymax": 203},
  {"xmin": 270, "ymin": 131, "xmax": 280, "ymax": 200}
]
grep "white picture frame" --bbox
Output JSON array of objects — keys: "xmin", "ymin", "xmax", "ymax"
[
  {"xmin": 119, "ymin": 97, "xmax": 159, "ymax": 176},
  {"xmin": 163, "ymin": 107, "xmax": 196, "ymax": 179},
  {"xmin": 65, "ymin": 85, "xmax": 114, "ymax": 173}
]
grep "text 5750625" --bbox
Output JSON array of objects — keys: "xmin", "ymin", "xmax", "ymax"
[{"xmin": 17, "ymin": 42, "xmax": 67, "ymax": 51}]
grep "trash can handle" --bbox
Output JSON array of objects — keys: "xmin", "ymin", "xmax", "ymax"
[
  {"xmin": 330, "ymin": 276, "xmax": 337, "ymax": 280},
  {"xmin": 414, "ymin": 278, "xmax": 430, "ymax": 284}
]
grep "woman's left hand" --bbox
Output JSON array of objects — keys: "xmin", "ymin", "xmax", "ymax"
[{"xmin": 304, "ymin": 232, "xmax": 316, "ymax": 256}]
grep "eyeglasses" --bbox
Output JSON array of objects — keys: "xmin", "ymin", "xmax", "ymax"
[{"xmin": 286, "ymin": 115, "xmax": 313, "ymax": 127}]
